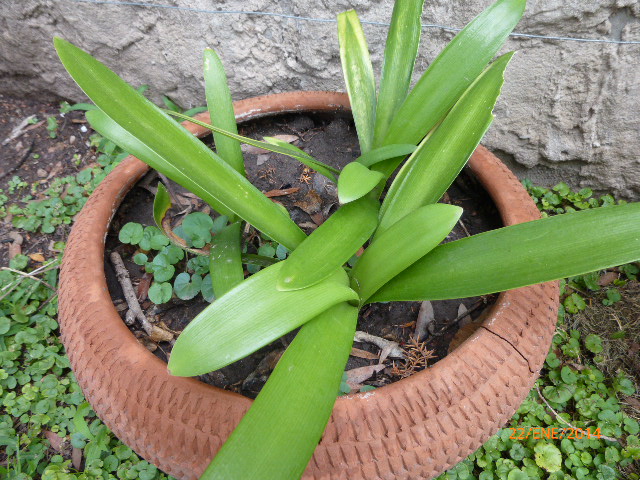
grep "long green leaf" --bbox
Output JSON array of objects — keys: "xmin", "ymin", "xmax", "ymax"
[
  {"xmin": 356, "ymin": 144, "xmax": 416, "ymax": 167},
  {"xmin": 86, "ymin": 109, "xmax": 232, "ymax": 218},
  {"xmin": 352, "ymin": 204, "xmax": 462, "ymax": 302},
  {"xmin": 55, "ymin": 38, "xmax": 305, "ymax": 250},
  {"xmin": 168, "ymin": 264, "xmax": 358, "ymax": 376},
  {"xmin": 166, "ymin": 110, "xmax": 338, "ymax": 182},
  {"xmin": 277, "ymin": 198, "xmax": 379, "ymax": 291},
  {"xmin": 337, "ymin": 162, "xmax": 384, "ymax": 204},
  {"xmin": 375, "ymin": 0, "xmax": 526, "ymax": 177},
  {"xmin": 204, "ymin": 48, "xmax": 245, "ymax": 176},
  {"xmin": 370, "ymin": 203, "xmax": 640, "ymax": 302},
  {"xmin": 153, "ymin": 182, "xmax": 171, "ymax": 229},
  {"xmin": 202, "ymin": 302, "xmax": 357, "ymax": 479},
  {"xmin": 338, "ymin": 10, "xmax": 377, "ymax": 154},
  {"xmin": 209, "ymin": 222, "xmax": 245, "ymax": 298},
  {"xmin": 85, "ymin": 109, "xmax": 233, "ymax": 215},
  {"xmin": 377, "ymin": 52, "xmax": 513, "ymax": 235},
  {"xmin": 373, "ymin": 0, "xmax": 425, "ymax": 146}
]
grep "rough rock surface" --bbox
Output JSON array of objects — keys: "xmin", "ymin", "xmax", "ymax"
[{"xmin": 1, "ymin": 0, "xmax": 639, "ymax": 198}]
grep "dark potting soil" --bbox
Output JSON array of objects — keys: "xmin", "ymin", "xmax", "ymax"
[{"xmin": 104, "ymin": 111, "xmax": 501, "ymax": 398}]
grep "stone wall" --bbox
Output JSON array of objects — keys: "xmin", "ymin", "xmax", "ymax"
[{"xmin": 1, "ymin": 0, "xmax": 639, "ymax": 198}]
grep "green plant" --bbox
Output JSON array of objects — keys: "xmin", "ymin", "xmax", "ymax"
[
  {"xmin": 46, "ymin": 117, "xmax": 59, "ymax": 139},
  {"xmin": 6, "ymin": 134, "xmax": 125, "ymax": 234},
  {"xmin": 0, "ymin": 255, "xmax": 175, "ymax": 480},
  {"xmin": 53, "ymin": 0, "xmax": 640, "ymax": 477},
  {"xmin": 7, "ymin": 176, "xmax": 27, "ymax": 195}
]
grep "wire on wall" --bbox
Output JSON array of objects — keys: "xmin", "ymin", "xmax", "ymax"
[{"xmin": 69, "ymin": 0, "xmax": 640, "ymax": 46}]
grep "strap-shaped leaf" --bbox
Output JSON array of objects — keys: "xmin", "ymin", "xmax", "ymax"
[
  {"xmin": 153, "ymin": 182, "xmax": 171, "ymax": 229},
  {"xmin": 352, "ymin": 203, "xmax": 462, "ymax": 302},
  {"xmin": 373, "ymin": 0, "xmax": 426, "ymax": 146},
  {"xmin": 204, "ymin": 48, "xmax": 245, "ymax": 176},
  {"xmin": 356, "ymin": 144, "xmax": 416, "ymax": 167},
  {"xmin": 56, "ymin": 38, "xmax": 305, "ymax": 250},
  {"xmin": 277, "ymin": 198, "xmax": 379, "ymax": 291},
  {"xmin": 168, "ymin": 263, "xmax": 358, "ymax": 376},
  {"xmin": 370, "ymin": 203, "xmax": 640, "ymax": 302},
  {"xmin": 375, "ymin": 0, "xmax": 526, "ymax": 177},
  {"xmin": 209, "ymin": 222, "xmax": 245, "ymax": 298},
  {"xmin": 202, "ymin": 302, "xmax": 358, "ymax": 479},
  {"xmin": 337, "ymin": 162, "xmax": 384, "ymax": 204},
  {"xmin": 86, "ymin": 109, "xmax": 233, "ymax": 217},
  {"xmin": 166, "ymin": 111, "xmax": 338, "ymax": 182},
  {"xmin": 378, "ymin": 52, "xmax": 513, "ymax": 234},
  {"xmin": 338, "ymin": 10, "xmax": 376, "ymax": 154}
]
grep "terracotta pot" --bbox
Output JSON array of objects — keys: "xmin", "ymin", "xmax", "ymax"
[{"xmin": 58, "ymin": 91, "xmax": 558, "ymax": 479}]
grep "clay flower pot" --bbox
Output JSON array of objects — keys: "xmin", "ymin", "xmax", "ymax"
[{"xmin": 58, "ymin": 91, "xmax": 558, "ymax": 479}]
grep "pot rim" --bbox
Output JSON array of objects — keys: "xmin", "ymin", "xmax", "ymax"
[{"xmin": 58, "ymin": 90, "xmax": 558, "ymax": 480}]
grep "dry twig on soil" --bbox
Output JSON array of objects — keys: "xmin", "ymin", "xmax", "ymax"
[
  {"xmin": 354, "ymin": 331, "xmax": 406, "ymax": 362},
  {"xmin": 110, "ymin": 251, "xmax": 153, "ymax": 333}
]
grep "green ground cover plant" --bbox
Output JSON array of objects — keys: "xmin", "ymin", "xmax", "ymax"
[
  {"xmin": 1, "ymin": 142, "xmax": 176, "ymax": 479},
  {"xmin": 49, "ymin": 0, "xmax": 640, "ymax": 476}
]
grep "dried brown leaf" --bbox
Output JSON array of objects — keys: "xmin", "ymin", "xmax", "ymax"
[
  {"xmin": 149, "ymin": 325, "xmax": 174, "ymax": 343},
  {"xmin": 350, "ymin": 347, "xmax": 379, "ymax": 360},
  {"xmin": 72, "ymin": 447, "xmax": 83, "ymax": 470},
  {"xmin": 44, "ymin": 430, "xmax": 65, "ymax": 452},
  {"xmin": 271, "ymin": 134, "xmax": 299, "ymax": 143},
  {"xmin": 345, "ymin": 364, "xmax": 385, "ymax": 388},
  {"xmin": 264, "ymin": 187, "xmax": 300, "ymax": 198},
  {"xmin": 29, "ymin": 253, "xmax": 45, "ymax": 263},
  {"xmin": 599, "ymin": 271, "xmax": 619, "ymax": 286},
  {"xmin": 294, "ymin": 190, "xmax": 323, "ymax": 215}
]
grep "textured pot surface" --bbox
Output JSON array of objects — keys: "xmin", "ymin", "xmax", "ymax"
[{"xmin": 58, "ymin": 91, "xmax": 558, "ymax": 479}]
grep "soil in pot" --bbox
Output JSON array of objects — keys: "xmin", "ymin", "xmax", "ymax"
[{"xmin": 104, "ymin": 111, "xmax": 502, "ymax": 398}]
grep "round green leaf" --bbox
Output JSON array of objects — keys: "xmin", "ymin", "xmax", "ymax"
[
  {"xmin": 182, "ymin": 212, "xmax": 214, "ymax": 248},
  {"xmin": 585, "ymin": 334, "xmax": 603, "ymax": 354},
  {"xmin": 534, "ymin": 443, "xmax": 562, "ymax": 472},
  {"xmin": 597, "ymin": 465, "xmax": 616, "ymax": 480},
  {"xmin": 119, "ymin": 222, "xmax": 144, "ymax": 245},
  {"xmin": 545, "ymin": 352, "xmax": 561, "ymax": 369},
  {"xmin": 275, "ymin": 244, "xmax": 289, "ymax": 260},
  {"xmin": 560, "ymin": 366, "xmax": 578, "ymax": 384},
  {"xmin": 507, "ymin": 469, "xmax": 528, "ymax": 480},
  {"xmin": 258, "ymin": 244, "xmax": 276, "ymax": 258},
  {"xmin": 624, "ymin": 417, "xmax": 639, "ymax": 434},
  {"xmin": 150, "ymin": 234, "xmax": 170, "ymax": 250},
  {"xmin": 148, "ymin": 282, "xmax": 172, "ymax": 304},
  {"xmin": 0, "ymin": 316, "xmax": 10, "ymax": 335},
  {"xmin": 133, "ymin": 253, "xmax": 148, "ymax": 266},
  {"xmin": 151, "ymin": 257, "xmax": 175, "ymax": 282},
  {"xmin": 174, "ymin": 273, "xmax": 203, "ymax": 300},
  {"xmin": 201, "ymin": 274, "xmax": 215, "ymax": 303},
  {"xmin": 161, "ymin": 245, "xmax": 185, "ymax": 265},
  {"xmin": 9, "ymin": 254, "xmax": 29, "ymax": 271},
  {"xmin": 543, "ymin": 384, "xmax": 575, "ymax": 404},
  {"xmin": 188, "ymin": 256, "xmax": 210, "ymax": 275},
  {"xmin": 509, "ymin": 443, "xmax": 526, "ymax": 462}
]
